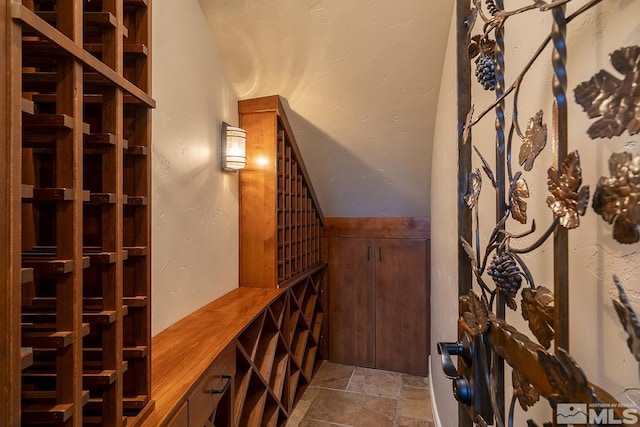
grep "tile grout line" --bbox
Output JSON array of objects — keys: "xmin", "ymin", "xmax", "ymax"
[
  {"xmin": 393, "ymin": 375, "xmax": 403, "ymax": 427},
  {"xmin": 345, "ymin": 367, "xmax": 356, "ymax": 391},
  {"xmin": 308, "ymin": 418, "xmax": 353, "ymax": 427}
]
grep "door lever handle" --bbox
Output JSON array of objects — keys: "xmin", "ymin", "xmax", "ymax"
[
  {"xmin": 437, "ymin": 341, "xmax": 462, "ymax": 379},
  {"xmin": 436, "ymin": 331, "xmax": 473, "ymax": 378},
  {"xmin": 437, "ymin": 331, "xmax": 474, "ymax": 405}
]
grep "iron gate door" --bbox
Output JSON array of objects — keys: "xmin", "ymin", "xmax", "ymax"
[{"xmin": 438, "ymin": 0, "xmax": 640, "ymax": 426}]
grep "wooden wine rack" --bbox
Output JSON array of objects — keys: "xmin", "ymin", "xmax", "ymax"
[
  {"xmin": 238, "ymin": 95, "xmax": 324, "ymax": 288},
  {"xmin": 1, "ymin": 0, "xmax": 154, "ymax": 425},
  {"xmin": 234, "ymin": 267, "xmax": 325, "ymax": 426},
  {"xmin": 147, "ymin": 267, "xmax": 326, "ymax": 427}
]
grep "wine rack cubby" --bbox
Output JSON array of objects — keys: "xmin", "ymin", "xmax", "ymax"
[{"xmin": 2, "ymin": 0, "xmax": 154, "ymax": 424}]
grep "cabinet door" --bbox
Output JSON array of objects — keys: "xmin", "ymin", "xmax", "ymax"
[
  {"xmin": 328, "ymin": 238, "xmax": 375, "ymax": 367},
  {"xmin": 375, "ymin": 239, "xmax": 429, "ymax": 376}
]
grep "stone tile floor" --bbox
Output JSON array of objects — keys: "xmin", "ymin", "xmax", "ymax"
[{"xmin": 286, "ymin": 361, "xmax": 435, "ymax": 427}]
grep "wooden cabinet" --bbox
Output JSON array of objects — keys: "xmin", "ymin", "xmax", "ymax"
[
  {"xmin": 238, "ymin": 95, "xmax": 324, "ymax": 289},
  {"xmin": 147, "ymin": 282, "xmax": 325, "ymax": 427},
  {"xmin": 374, "ymin": 238, "xmax": 429, "ymax": 375},
  {"xmin": 326, "ymin": 218, "xmax": 430, "ymax": 376},
  {"xmin": 1, "ymin": 0, "xmax": 154, "ymax": 424},
  {"xmin": 188, "ymin": 346, "xmax": 235, "ymax": 427},
  {"xmin": 327, "ymin": 238, "xmax": 376, "ymax": 368}
]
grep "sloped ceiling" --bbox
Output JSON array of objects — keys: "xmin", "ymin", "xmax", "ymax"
[{"xmin": 198, "ymin": 0, "xmax": 454, "ymax": 217}]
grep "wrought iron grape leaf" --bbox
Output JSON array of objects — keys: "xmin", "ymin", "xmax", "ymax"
[
  {"xmin": 546, "ymin": 150, "xmax": 590, "ymax": 229},
  {"xmin": 574, "ymin": 46, "xmax": 640, "ymax": 139},
  {"xmin": 521, "ymin": 286, "xmax": 554, "ymax": 350},
  {"xmin": 537, "ymin": 348, "xmax": 599, "ymax": 407},
  {"xmin": 509, "ymin": 172, "xmax": 530, "ymax": 224},
  {"xmin": 464, "ymin": 169, "xmax": 483, "ymax": 209},
  {"xmin": 464, "ymin": 169, "xmax": 482, "ymax": 209},
  {"xmin": 462, "ymin": 105, "xmax": 474, "ymax": 145},
  {"xmin": 513, "ymin": 370, "xmax": 540, "ymax": 411},
  {"xmin": 468, "ymin": 34, "xmax": 496, "ymax": 60},
  {"xmin": 460, "ymin": 291, "xmax": 490, "ymax": 336},
  {"xmin": 519, "ymin": 110, "xmax": 547, "ymax": 171},
  {"xmin": 460, "ymin": 237, "xmax": 478, "ymax": 274},
  {"xmin": 592, "ymin": 152, "xmax": 640, "ymax": 244},
  {"xmin": 612, "ymin": 275, "xmax": 640, "ymax": 361}
]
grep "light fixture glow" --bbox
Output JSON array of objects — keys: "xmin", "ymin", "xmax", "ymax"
[
  {"xmin": 255, "ymin": 155, "xmax": 270, "ymax": 167},
  {"xmin": 222, "ymin": 122, "xmax": 247, "ymax": 172}
]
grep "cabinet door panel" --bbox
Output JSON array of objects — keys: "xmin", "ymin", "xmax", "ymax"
[
  {"xmin": 328, "ymin": 238, "xmax": 375, "ymax": 367},
  {"xmin": 375, "ymin": 239, "xmax": 429, "ymax": 375}
]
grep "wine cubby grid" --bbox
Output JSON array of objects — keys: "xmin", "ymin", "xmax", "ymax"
[{"xmin": 7, "ymin": 0, "xmax": 154, "ymax": 424}]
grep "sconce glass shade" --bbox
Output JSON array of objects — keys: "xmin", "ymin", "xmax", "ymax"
[{"xmin": 222, "ymin": 123, "xmax": 247, "ymax": 171}]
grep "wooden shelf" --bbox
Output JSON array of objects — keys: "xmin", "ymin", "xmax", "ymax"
[
  {"xmin": 21, "ymin": 184, "xmax": 34, "ymax": 199},
  {"xmin": 21, "ymin": 97, "xmax": 35, "ymax": 114},
  {"xmin": 123, "ymin": 346, "xmax": 148, "ymax": 359},
  {"xmin": 123, "ymin": 246, "xmax": 148, "ymax": 257},
  {"xmin": 22, "ymin": 257, "xmax": 77, "ymax": 274},
  {"xmin": 21, "ymin": 268, "xmax": 34, "ymax": 284},
  {"xmin": 82, "ymin": 369, "xmax": 118, "ymax": 387},
  {"xmin": 21, "ymin": 330, "xmax": 75, "ymax": 348},
  {"xmin": 21, "ymin": 348, "xmax": 34, "ymax": 370},
  {"xmin": 21, "ymin": 310, "xmax": 117, "ymax": 325},
  {"xmin": 21, "ymin": 390, "xmax": 90, "ymax": 405},
  {"xmin": 124, "ymin": 195, "xmax": 148, "ymax": 206},
  {"xmin": 85, "ymin": 251, "xmax": 119, "ymax": 264},
  {"xmin": 237, "ymin": 313, "xmax": 264, "ymax": 361},
  {"xmin": 86, "ymin": 395, "xmax": 148, "ymax": 412},
  {"xmin": 269, "ymin": 344, "xmax": 288, "ymax": 402},
  {"xmin": 123, "ymin": 295, "xmax": 148, "ymax": 307},
  {"xmin": 84, "ymin": 133, "xmax": 118, "ymax": 147},
  {"xmin": 124, "ymin": 146, "xmax": 148, "ymax": 156},
  {"xmin": 35, "ymin": 11, "xmax": 119, "ymax": 29},
  {"xmin": 87, "ymin": 193, "xmax": 117, "ymax": 204},
  {"xmin": 233, "ymin": 360, "xmax": 253, "ymax": 423},
  {"xmin": 21, "ymin": 132, "xmax": 125, "ymax": 149},
  {"xmin": 254, "ymin": 317, "xmax": 279, "ymax": 381},
  {"xmin": 28, "ymin": 187, "xmax": 74, "ymax": 202},
  {"xmin": 238, "ymin": 376, "xmax": 267, "ymax": 427},
  {"xmin": 21, "ymin": 402, "xmax": 75, "ymax": 424}
]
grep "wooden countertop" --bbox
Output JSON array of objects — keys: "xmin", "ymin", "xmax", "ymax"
[{"xmin": 141, "ymin": 287, "xmax": 282, "ymax": 426}]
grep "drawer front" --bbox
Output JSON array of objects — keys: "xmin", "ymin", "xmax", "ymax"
[
  {"xmin": 166, "ymin": 401, "xmax": 188, "ymax": 427},
  {"xmin": 188, "ymin": 345, "xmax": 235, "ymax": 426}
]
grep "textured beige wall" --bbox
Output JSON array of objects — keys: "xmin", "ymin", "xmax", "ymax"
[
  {"xmin": 431, "ymin": 1, "xmax": 640, "ymax": 424},
  {"xmin": 198, "ymin": 0, "xmax": 454, "ymax": 217},
  {"xmin": 151, "ymin": 0, "xmax": 239, "ymax": 335},
  {"xmin": 429, "ymin": 7, "xmax": 460, "ymax": 425}
]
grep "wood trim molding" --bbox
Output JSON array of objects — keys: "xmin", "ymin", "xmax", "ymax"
[{"xmin": 323, "ymin": 217, "xmax": 431, "ymax": 239}]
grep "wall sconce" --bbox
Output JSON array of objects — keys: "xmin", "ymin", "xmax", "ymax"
[{"xmin": 221, "ymin": 122, "xmax": 247, "ymax": 172}]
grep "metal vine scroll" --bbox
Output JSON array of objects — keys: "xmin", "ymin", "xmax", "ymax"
[{"xmin": 452, "ymin": 0, "xmax": 640, "ymax": 426}]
